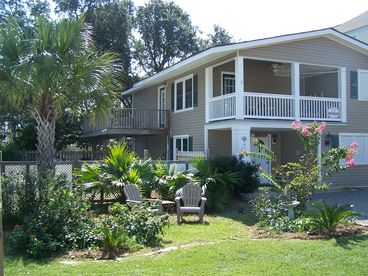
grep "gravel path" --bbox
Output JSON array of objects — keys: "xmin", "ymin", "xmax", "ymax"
[{"xmin": 313, "ymin": 188, "xmax": 368, "ymax": 220}]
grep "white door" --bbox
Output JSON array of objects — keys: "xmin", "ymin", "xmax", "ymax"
[
  {"xmin": 158, "ymin": 86, "xmax": 166, "ymax": 128},
  {"xmin": 250, "ymin": 135, "xmax": 271, "ymax": 183}
]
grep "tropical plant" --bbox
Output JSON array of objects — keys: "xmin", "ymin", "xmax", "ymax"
[
  {"xmin": 191, "ymin": 157, "xmax": 238, "ymax": 211},
  {"xmin": 0, "ymin": 16, "xmax": 120, "ymax": 171},
  {"xmin": 309, "ymin": 200, "xmax": 362, "ymax": 235}
]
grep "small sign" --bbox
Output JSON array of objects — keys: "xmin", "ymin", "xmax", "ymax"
[{"xmin": 328, "ymin": 107, "xmax": 340, "ymax": 119}]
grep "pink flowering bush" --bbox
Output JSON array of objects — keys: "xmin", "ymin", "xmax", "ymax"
[{"xmin": 242, "ymin": 121, "xmax": 358, "ymax": 209}]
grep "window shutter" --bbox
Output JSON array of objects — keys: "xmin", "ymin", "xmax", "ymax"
[
  {"xmin": 169, "ymin": 137, "xmax": 174, "ymax": 160},
  {"xmin": 330, "ymin": 134, "xmax": 339, "ymax": 148},
  {"xmin": 193, "ymin": 74, "xmax": 198, "ymax": 107},
  {"xmin": 350, "ymin": 71, "xmax": 358, "ymax": 99},
  {"xmin": 171, "ymin": 83, "xmax": 175, "ymax": 111},
  {"xmin": 188, "ymin": 136, "xmax": 193, "ymax": 151}
]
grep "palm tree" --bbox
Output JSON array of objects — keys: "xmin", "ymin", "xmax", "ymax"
[{"xmin": 0, "ymin": 17, "xmax": 120, "ymax": 171}]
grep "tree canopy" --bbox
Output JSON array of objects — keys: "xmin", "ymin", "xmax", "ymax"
[{"xmin": 133, "ymin": 0, "xmax": 200, "ymax": 75}]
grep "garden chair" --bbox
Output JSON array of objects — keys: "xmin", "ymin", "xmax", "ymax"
[
  {"xmin": 175, "ymin": 183, "xmax": 207, "ymax": 224},
  {"xmin": 124, "ymin": 184, "xmax": 163, "ymax": 215}
]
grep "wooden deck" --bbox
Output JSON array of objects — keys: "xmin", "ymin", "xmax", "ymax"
[{"xmin": 82, "ymin": 109, "xmax": 170, "ymax": 138}]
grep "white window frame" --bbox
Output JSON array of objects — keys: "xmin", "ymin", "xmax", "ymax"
[
  {"xmin": 339, "ymin": 133, "xmax": 368, "ymax": 165},
  {"xmin": 221, "ymin": 71, "xmax": 236, "ymax": 95},
  {"xmin": 157, "ymin": 85, "xmax": 166, "ymax": 128},
  {"xmin": 173, "ymin": 135, "xmax": 190, "ymax": 160},
  {"xmin": 174, "ymin": 74, "xmax": 194, "ymax": 112},
  {"xmin": 358, "ymin": 69, "xmax": 368, "ymax": 101}
]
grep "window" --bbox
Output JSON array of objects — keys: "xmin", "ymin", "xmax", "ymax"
[
  {"xmin": 358, "ymin": 69, "xmax": 368, "ymax": 101},
  {"xmin": 173, "ymin": 135, "xmax": 192, "ymax": 160},
  {"xmin": 339, "ymin": 133, "xmax": 368, "ymax": 165},
  {"xmin": 175, "ymin": 75, "xmax": 193, "ymax": 111},
  {"xmin": 221, "ymin": 72, "xmax": 236, "ymax": 95}
]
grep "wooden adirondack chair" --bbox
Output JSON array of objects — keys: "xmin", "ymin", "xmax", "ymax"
[
  {"xmin": 124, "ymin": 184, "xmax": 163, "ymax": 215},
  {"xmin": 175, "ymin": 183, "xmax": 207, "ymax": 223}
]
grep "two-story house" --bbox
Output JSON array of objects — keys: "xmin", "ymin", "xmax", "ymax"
[
  {"xmin": 83, "ymin": 28, "xmax": 368, "ymax": 188},
  {"xmin": 336, "ymin": 10, "xmax": 368, "ymax": 43}
]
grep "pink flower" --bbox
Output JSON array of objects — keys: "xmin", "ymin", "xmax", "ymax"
[
  {"xmin": 292, "ymin": 120, "xmax": 302, "ymax": 131},
  {"xmin": 302, "ymin": 127, "xmax": 311, "ymax": 136},
  {"xmin": 315, "ymin": 122, "xmax": 327, "ymax": 134},
  {"xmin": 350, "ymin": 141, "xmax": 359, "ymax": 148},
  {"xmin": 346, "ymin": 159, "xmax": 355, "ymax": 168},
  {"xmin": 345, "ymin": 148, "xmax": 358, "ymax": 161}
]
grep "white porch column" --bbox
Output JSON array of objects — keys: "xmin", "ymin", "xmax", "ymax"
[
  {"xmin": 231, "ymin": 125, "xmax": 251, "ymax": 160},
  {"xmin": 338, "ymin": 67, "xmax": 347, "ymax": 123},
  {"xmin": 235, "ymin": 56, "xmax": 244, "ymax": 119},
  {"xmin": 205, "ymin": 67, "xmax": 213, "ymax": 123},
  {"xmin": 291, "ymin": 63, "xmax": 300, "ymax": 120},
  {"xmin": 204, "ymin": 125, "xmax": 209, "ymax": 157}
]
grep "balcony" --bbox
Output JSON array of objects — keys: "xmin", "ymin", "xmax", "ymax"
[
  {"xmin": 83, "ymin": 109, "xmax": 170, "ymax": 138},
  {"xmin": 209, "ymin": 92, "xmax": 342, "ymax": 121},
  {"xmin": 206, "ymin": 57, "xmax": 346, "ymax": 123}
]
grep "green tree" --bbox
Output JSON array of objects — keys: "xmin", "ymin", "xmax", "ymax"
[
  {"xmin": 206, "ymin": 24, "xmax": 234, "ymax": 47},
  {"xmin": 87, "ymin": 0, "xmax": 134, "ymax": 88},
  {"xmin": 134, "ymin": 0, "xmax": 200, "ymax": 75},
  {"xmin": 55, "ymin": 0, "xmax": 113, "ymax": 18},
  {"xmin": 0, "ymin": 0, "xmax": 50, "ymax": 24},
  {"xmin": 0, "ymin": 17, "xmax": 120, "ymax": 171}
]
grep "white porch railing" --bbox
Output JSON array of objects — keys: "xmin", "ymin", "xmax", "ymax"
[
  {"xmin": 299, "ymin": 96, "xmax": 342, "ymax": 121},
  {"xmin": 243, "ymin": 92, "xmax": 294, "ymax": 119},
  {"xmin": 208, "ymin": 92, "xmax": 343, "ymax": 122},
  {"xmin": 209, "ymin": 94, "xmax": 236, "ymax": 120}
]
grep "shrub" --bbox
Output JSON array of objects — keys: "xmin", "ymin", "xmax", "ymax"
[
  {"xmin": 2, "ymin": 171, "xmax": 67, "ymax": 227},
  {"xmin": 309, "ymin": 200, "xmax": 362, "ymax": 235},
  {"xmin": 109, "ymin": 203, "xmax": 169, "ymax": 246},
  {"xmin": 191, "ymin": 158, "xmax": 238, "ymax": 212},
  {"xmin": 98, "ymin": 215, "xmax": 139, "ymax": 259},
  {"xmin": 8, "ymin": 174, "xmax": 99, "ymax": 258},
  {"xmin": 208, "ymin": 155, "xmax": 259, "ymax": 195}
]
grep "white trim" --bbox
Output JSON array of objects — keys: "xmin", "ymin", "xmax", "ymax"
[
  {"xmin": 125, "ymin": 29, "xmax": 368, "ymax": 94},
  {"xmin": 173, "ymin": 135, "xmax": 190, "ymax": 161},
  {"xmin": 357, "ymin": 69, "xmax": 368, "ymax": 101},
  {"xmin": 235, "ymin": 56, "xmax": 244, "ymax": 119},
  {"xmin": 174, "ymin": 74, "xmax": 194, "ymax": 113},
  {"xmin": 205, "ymin": 67, "xmax": 213, "ymax": 123},
  {"xmin": 292, "ymin": 63, "xmax": 300, "ymax": 119},
  {"xmin": 338, "ymin": 67, "xmax": 347, "ymax": 123},
  {"xmin": 157, "ymin": 85, "xmax": 166, "ymax": 127},
  {"xmin": 221, "ymin": 71, "xmax": 236, "ymax": 95}
]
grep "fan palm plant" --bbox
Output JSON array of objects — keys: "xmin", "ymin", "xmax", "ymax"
[{"xmin": 0, "ymin": 17, "xmax": 120, "ymax": 171}]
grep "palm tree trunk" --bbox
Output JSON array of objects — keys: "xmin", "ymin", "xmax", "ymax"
[{"xmin": 33, "ymin": 109, "xmax": 56, "ymax": 172}]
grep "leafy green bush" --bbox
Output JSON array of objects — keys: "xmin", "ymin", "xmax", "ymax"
[
  {"xmin": 98, "ymin": 215, "xmax": 139, "ymax": 259},
  {"xmin": 2, "ymin": 171, "xmax": 67, "ymax": 227},
  {"xmin": 309, "ymin": 200, "xmax": 362, "ymax": 235},
  {"xmin": 8, "ymin": 174, "xmax": 99, "ymax": 258},
  {"xmin": 191, "ymin": 158, "xmax": 238, "ymax": 212},
  {"xmin": 109, "ymin": 203, "xmax": 169, "ymax": 246},
  {"xmin": 208, "ymin": 155, "xmax": 259, "ymax": 194}
]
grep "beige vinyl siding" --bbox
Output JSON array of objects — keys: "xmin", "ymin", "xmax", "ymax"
[
  {"xmin": 133, "ymin": 84, "xmax": 160, "ymax": 110},
  {"xmin": 144, "ymin": 135, "xmax": 167, "ymax": 159},
  {"xmin": 213, "ymin": 61, "xmax": 235, "ymax": 97},
  {"xmin": 208, "ymin": 129, "xmax": 232, "ymax": 157},
  {"xmin": 302, "ymin": 72, "xmax": 338, "ymax": 97},
  {"xmin": 279, "ymin": 131, "xmax": 305, "ymax": 165}
]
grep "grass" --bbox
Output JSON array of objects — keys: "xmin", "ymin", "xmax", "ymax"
[{"xmin": 4, "ymin": 207, "xmax": 368, "ymax": 275}]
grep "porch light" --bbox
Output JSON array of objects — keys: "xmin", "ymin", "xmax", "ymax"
[
  {"xmin": 272, "ymin": 134, "xmax": 277, "ymax": 144},
  {"xmin": 325, "ymin": 133, "xmax": 331, "ymax": 146}
]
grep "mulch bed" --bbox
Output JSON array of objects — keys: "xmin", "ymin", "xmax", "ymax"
[{"xmin": 249, "ymin": 223, "xmax": 368, "ymax": 240}]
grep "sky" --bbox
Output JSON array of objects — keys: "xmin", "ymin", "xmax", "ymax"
[{"xmin": 134, "ymin": 0, "xmax": 368, "ymax": 41}]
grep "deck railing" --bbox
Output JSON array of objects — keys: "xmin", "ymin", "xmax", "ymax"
[
  {"xmin": 208, "ymin": 91, "xmax": 343, "ymax": 122},
  {"xmin": 83, "ymin": 108, "xmax": 170, "ymax": 134},
  {"xmin": 208, "ymin": 94, "xmax": 236, "ymax": 120},
  {"xmin": 299, "ymin": 96, "xmax": 342, "ymax": 121},
  {"xmin": 244, "ymin": 92, "xmax": 294, "ymax": 119}
]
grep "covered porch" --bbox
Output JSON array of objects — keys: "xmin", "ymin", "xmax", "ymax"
[{"xmin": 205, "ymin": 57, "xmax": 346, "ymax": 123}]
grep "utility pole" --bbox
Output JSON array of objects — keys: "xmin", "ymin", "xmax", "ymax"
[{"xmin": 0, "ymin": 151, "xmax": 3, "ymax": 276}]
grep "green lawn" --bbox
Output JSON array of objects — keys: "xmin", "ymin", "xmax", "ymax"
[{"xmin": 5, "ymin": 209, "xmax": 368, "ymax": 275}]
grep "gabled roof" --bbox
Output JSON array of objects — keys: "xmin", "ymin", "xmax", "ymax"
[
  {"xmin": 126, "ymin": 28, "xmax": 368, "ymax": 94},
  {"xmin": 335, "ymin": 11, "xmax": 368, "ymax": 33}
]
